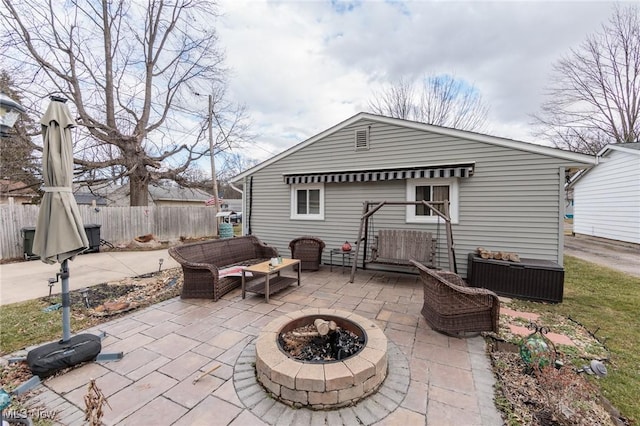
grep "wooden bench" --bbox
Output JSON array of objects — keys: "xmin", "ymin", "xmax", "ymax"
[
  {"xmin": 370, "ymin": 229, "xmax": 436, "ymax": 267},
  {"xmin": 168, "ymin": 235, "xmax": 278, "ymax": 300}
]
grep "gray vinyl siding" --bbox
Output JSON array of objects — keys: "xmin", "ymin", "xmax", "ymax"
[
  {"xmin": 243, "ymin": 119, "xmax": 588, "ymax": 277},
  {"xmin": 574, "ymin": 149, "xmax": 640, "ymax": 244}
]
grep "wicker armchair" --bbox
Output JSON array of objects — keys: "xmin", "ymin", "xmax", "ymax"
[
  {"xmin": 289, "ymin": 236, "xmax": 325, "ymax": 271},
  {"xmin": 410, "ymin": 259, "xmax": 500, "ymax": 335}
]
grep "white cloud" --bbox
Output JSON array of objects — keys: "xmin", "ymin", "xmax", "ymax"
[{"xmin": 216, "ymin": 0, "xmax": 616, "ymax": 161}]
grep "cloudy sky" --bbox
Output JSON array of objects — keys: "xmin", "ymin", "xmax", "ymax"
[{"xmin": 214, "ymin": 0, "xmax": 617, "ymax": 163}]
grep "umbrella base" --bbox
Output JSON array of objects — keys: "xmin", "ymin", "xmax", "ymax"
[
  {"xmin": 27, "ymin": 334, "xmax": 102, "ymax": 379},
  {"xmin": 8, "ymin": 333, "xmax": 124, "ymax": 395}
]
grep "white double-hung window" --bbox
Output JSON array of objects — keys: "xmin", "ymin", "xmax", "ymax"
[
  {"xmin": 291, "ymin": 184, "xmax": 324, "ymax": 220},
  {"xmin": 406, "ymin": 178, "xmax": 459, "ymax": 223}
]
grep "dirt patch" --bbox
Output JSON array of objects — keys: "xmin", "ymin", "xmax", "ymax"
[
  {"xmin": 486, "ymin": 307, "xmax": 630, "ymax": 425},
  {"xmin": 490, "ymin": 350, "xmax": 616, "ymax": 425}
]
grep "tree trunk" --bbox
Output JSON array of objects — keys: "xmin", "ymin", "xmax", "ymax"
[
  {"xmin": 129, "ymin": 164, "xmax": 150, "ymax": 206},
  {"xmin": 129, "ymin": 178, "xmax": 149, "ymax": 206}
]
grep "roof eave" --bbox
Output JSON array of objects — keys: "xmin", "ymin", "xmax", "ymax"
[
  {"xmin": 598, "ymin": 143, "xmax": 640, "ymax": 157},
  {"xmin": 231, "ymin": 112, "xmax": 597, "ymax": 182}
]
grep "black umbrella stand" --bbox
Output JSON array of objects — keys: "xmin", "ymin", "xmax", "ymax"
[
  {"xmin": 8, "ymin": 259, "xmax": 124, "ymax": 396},
  {"xmin": 60, "ymin": 259, "xmax": 72, "ymax": 342}
]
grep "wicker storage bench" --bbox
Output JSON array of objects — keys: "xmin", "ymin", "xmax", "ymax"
[
  {"xmin": 467, "ymin": 253, "xmax": 564, "ymax": 303},
  {"xmin": 168, "ymin": 235, "xmax": 278, "ymax": 300}
]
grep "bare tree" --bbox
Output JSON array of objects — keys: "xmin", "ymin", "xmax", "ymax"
[
  {"xmin": 368, "ymin": 74, "xmax": 489, "ymax": 132},
  {"xmin": 368, "ymin": 77, "xmax": 416, "ymax": 120},
  {"xmin": 1, "ymin": 0, "xmax": 251, "ymax": 205},
  {"xmin": 0, "ymin": 71, "xmax": 41, "ymax": 198},
  {"xmin": 532, "ymin": 4, "xmax": 640, "ymax": 154}
]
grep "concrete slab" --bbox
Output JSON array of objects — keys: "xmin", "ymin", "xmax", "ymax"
[{"xmin": 0, "ymin": 249, "xmax": 179, "ymax": 305}]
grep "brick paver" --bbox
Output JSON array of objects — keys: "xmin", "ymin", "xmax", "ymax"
[{"xmin": 9, "ymin": 267, "xmax": 505, "ymax": 425}]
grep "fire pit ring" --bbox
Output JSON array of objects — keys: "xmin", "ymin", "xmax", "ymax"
[
  {"xmin": 277, "ymin": 313, "xmax": 367, "ymax": 363},
  {"xmin": 255, "ymin": 309, "xmax": 388, "ymax": 409}
]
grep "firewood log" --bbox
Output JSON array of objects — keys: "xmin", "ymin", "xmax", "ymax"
[
  {"xmin": 479, "ymin": 249, "xmax": 492, "ymax": 259},
  {"xmin": 314, "ymin": 319, "xmax": 330, "ymax": 336}
]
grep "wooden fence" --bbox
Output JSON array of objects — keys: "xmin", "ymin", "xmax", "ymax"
[{"xmin": 0, "ymin": 203, "xmax": 218, "ymax": 260}]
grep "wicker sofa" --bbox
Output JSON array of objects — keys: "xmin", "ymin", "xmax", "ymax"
[
  {"xmin": 169, "ymin": 236, "xmax": 278, "ymax": 300},
  {"xmin": 410, "ymin": 259, "xmax": 500, "ymax": 335},
  {"xmin": 289, "ymin": 236, "xmax": 325, "ymax": 271}
]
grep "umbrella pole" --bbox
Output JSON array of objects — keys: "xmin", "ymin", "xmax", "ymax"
[{"xmin": 60, "ymin": 259, "xmax": 71, "ymax": 342}]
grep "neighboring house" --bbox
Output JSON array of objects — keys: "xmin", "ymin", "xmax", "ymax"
[
  {"xmin": 74, "ymin": 187, "xmax": 109, "ymax": 207},
  {"xmin": 231, "ymin": 112, "xmax": 596, "ymax": 277},
  {"xmin": 147, "ymin": 185, "xmax": 213, "ymax": 207},
  {"xmin": 221, "ymin": 198, "xmax": 242, "ymax": 212},
  {"xmin": 0, "ymin": 180, "xmax": 37, "ymax": 205},
  {"xmin": 569, "ymin": 142, "xmax": 640, "ymax": 245},
  {"xmin": 84, "ymin": 183, "xmax": 213, "ymax": 207}
]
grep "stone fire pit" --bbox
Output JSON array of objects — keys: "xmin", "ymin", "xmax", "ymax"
[{"xmin": 255, "ymin": 309, "xmax": 388, "ymax": 409}]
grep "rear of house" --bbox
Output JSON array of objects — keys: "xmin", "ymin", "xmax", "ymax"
[
  {"xmin": 232, "ymin": 113, "xmax": 595, "ymax": 277},
  {"xmin": 571, "ymin": 143, "xmax": 640, "ymax": 244}
]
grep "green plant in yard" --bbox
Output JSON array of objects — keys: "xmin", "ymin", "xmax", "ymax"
[{"xmin": 510, "ymin": 255, "xmax": 640, "ymax": 424}]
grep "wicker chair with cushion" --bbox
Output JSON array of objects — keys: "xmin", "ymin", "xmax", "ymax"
[
  {"xmin": 289, "ymin": 236, "xmax": 326, "ymax": 271},
  {"xmin": 410, "ymin": 259, "xmax": 500, "ymax": 335}
]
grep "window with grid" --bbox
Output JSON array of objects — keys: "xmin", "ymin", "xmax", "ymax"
[
  {"xmin": 406, "ymin": 178, "xmax": 459, "ymax": 223},
  {"xmin": 291, "ymin": 184, "xmax": 324, "ymax": 220}
]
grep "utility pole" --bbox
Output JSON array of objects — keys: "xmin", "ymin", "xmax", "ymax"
[{"xmin": 209, "ymin": 94, "xmax": 219, "ymax": 236}]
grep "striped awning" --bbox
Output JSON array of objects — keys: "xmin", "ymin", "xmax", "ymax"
[{"xmin": 283, "ymin": 163, "xmax": 475, "ymax": 185}]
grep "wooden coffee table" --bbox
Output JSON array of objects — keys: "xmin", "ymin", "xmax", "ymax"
[{"xmin": 241, "ymin": 258, "xmax": 301, "ymax": 303}]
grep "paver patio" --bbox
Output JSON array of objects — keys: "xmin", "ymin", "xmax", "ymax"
[{"xmin": 14, "ymin": 267, "xmax": 503, "ymax": 425}]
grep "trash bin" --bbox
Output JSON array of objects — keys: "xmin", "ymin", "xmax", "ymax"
[
  {"xmin": 21, "ymin": 226, "xmax": 39, "ymax": 260},
  {"xmin": 83, "ymin": 224, "xmax": 101, "ymax": 253},
  {"xmin": 219, "ymin": 222, "xmax": 233, "ymax": 239}
]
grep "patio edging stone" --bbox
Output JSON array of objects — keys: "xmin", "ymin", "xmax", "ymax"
[{"xmin": 234, "ymin": 338, "xmax": 409, "ymax": 425}]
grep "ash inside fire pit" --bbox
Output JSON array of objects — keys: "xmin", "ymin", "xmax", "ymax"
[
  {"xmin": 277, "ymin": 315, "xmax": 366, "ymax": 363},
  {"xmin": 280, "ymin": 325, "xmax": 364, "ymax": 362}
]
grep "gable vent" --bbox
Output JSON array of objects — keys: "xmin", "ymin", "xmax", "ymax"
[{"xmin": 355, "ymin": 128, "xmax": 369, "ymax": 150}]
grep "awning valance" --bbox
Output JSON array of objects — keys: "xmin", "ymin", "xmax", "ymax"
[{"xmin": 283, "ymin": 163, "xmax": 474, "ymax": 185}]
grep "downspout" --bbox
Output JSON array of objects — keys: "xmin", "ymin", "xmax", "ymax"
[
  {"xmin": 230, "ymin": 182, "xmax": 243, "ymax": 196},
  {"xmin": 248, "ymin": 176, "xmax": 253, "ymax": 235},
  {"xmin": 558, "ymin": 167, "xmax": 565, "ymax": 266}
]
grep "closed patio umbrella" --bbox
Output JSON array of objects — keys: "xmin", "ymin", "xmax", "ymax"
[
  {"xmin": 33, "ymin": 96, "xmax": 88, "ymax": 342},
  {"xmin": 9, "ymin": 97, "xmax": 120, "ymax": 387}
]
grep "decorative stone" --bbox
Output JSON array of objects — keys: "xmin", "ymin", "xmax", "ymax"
[{"xmin": 255, "ymin": 308, "xmax": 388, "ymax": 409}]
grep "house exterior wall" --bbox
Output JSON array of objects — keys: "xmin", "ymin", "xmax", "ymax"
[
  {"xmin": 573, "ymin": 149, "xmax": 640, "ymax": 244},
  {"xmin": 240, "ymin": 118, "xmax": 590, "ymax": 277}
]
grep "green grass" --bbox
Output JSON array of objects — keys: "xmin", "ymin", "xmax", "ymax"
[
  {"xmin": 509, "ymin": 255, "xmax": 640, "ymax": 423},
  {"xmin": 0, "ymin": 297, "xmax": 99, "ymax": 355}
]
